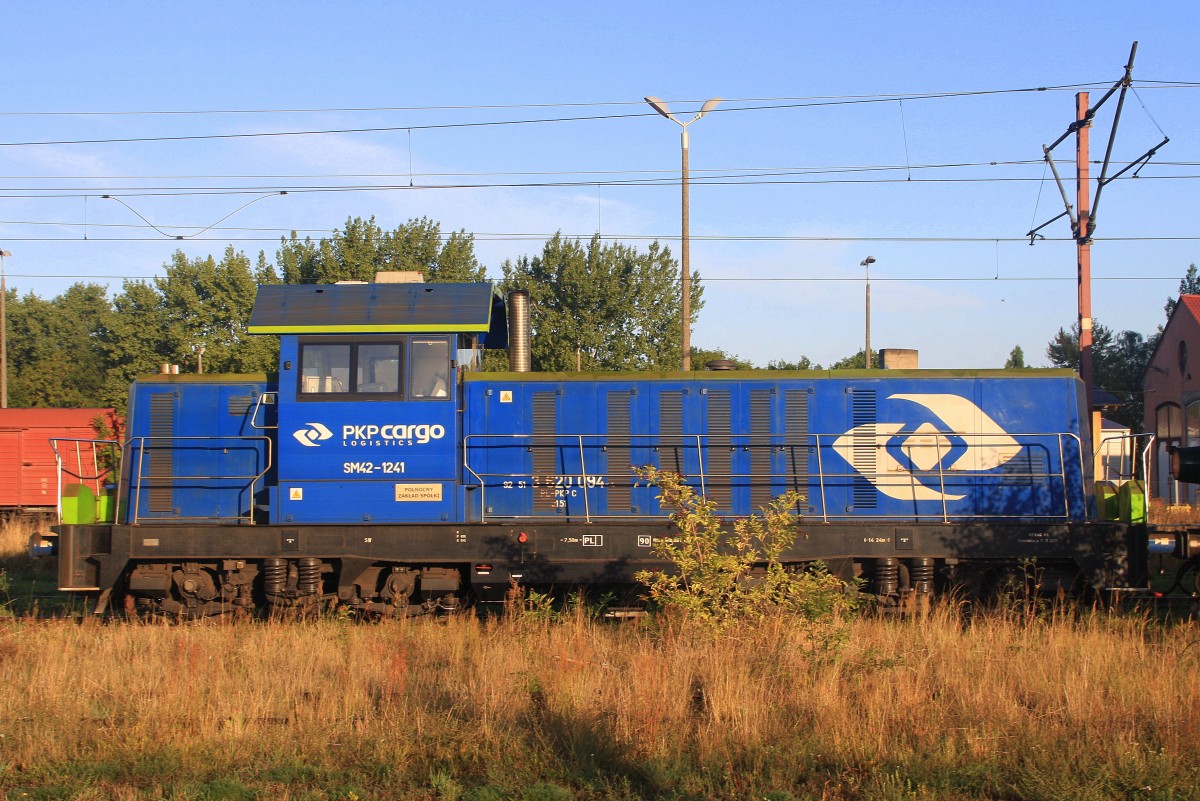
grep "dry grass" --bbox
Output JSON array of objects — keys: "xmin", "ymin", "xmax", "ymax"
[
  {"xmin": 1149, "ymin": 502, "xmax": 1200, "ymax": 527},
  {"xmin": 0, "ymin": 513, "xmax": 42, "ymax": 555},
  {"xmin": 1, "ymin": 523, "xmax": 1199, "ymax": 800}
]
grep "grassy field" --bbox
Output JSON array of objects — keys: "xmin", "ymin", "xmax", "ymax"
[{"xmin": 1, "ymin": 518, "xmax": 1199, "ymax": 801}]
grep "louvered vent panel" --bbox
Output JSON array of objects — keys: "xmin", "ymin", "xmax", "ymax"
[
  {"xmin": 785, "ymin": 390, "xmax": 810, "ymax": 503},
  {"xmin": 148, "ymin": 394, "xmax": 176, "ymax": 513},
  {"xmin": 750, "ymin": 390, "xmax": 773, "ymax": 509},
  {"xmin": 851, "ymin": 389, "xmax": 878, "ymax": 509},
  {"xmin": 659, "ymin": 391, "xmax": 683, "ymax": 473},
  {"xmin": 227, "ymin": 396, "xmax": 253, "ymax": 416},
  {"xmin": 706, "ymin": 391, "xmax": 732, "ymax": 509},
  {"xmin": 607, "ymin": 392, "xmax": 633, "ymax": 511},
  {"xmin": 532, "ymin": 392, "xmax": 558, "ymax": 512},
  {"xmin": 999, "ymin": 446, "xmax": 1047, "ymax": 485}
]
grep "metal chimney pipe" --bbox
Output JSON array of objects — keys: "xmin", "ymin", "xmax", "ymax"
[{"xmin": 508, "ymin": 290, "xmax": 531, "ymax": 372}]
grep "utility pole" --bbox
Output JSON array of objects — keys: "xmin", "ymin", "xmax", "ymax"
[
  {"xmin": 1027, "ymin": 41, "xmax": 1167, "ymax": 441},
  {"xmin": 0, "ymin": 249, "xmax": 9, "ymax": 409},
  {"xmin": 1076, "ymin": 92, "xmax": 1094, "ymax": 414}
]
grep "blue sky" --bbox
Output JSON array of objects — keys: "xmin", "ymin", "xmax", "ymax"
[{"xmin": 2, "ymin": 1, "xmax": 1197, "ymax": 370}]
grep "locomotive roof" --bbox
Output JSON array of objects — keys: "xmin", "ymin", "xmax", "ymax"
[
  {"xmin": 247, "ymin": 281, "xmax": 507, "ymax": 341},
  {"xmin": 464, "ymin": 367, "xmax": 1083, "ymax": 381}
]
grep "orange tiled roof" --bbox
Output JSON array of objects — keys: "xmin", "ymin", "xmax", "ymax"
[{"xmin": 1179, "ymin": 294, "xmax": 1200, "ymax": 321}]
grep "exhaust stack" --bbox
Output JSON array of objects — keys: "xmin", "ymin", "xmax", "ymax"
[{"xmin": 508, "ymin": 290, "xmax": 531, "ymax": 372}]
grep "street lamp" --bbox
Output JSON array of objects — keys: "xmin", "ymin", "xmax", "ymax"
[
  {"xmin": 861, "ymin": 256, "xmax": 876, "ymax": 369},
  {"xmin": 0, "ymin": 249, "xmax": 10, "ymax": 408},
  {"xmin": 645, "ymin": 95, "xmax": 722, "ymax": 371}
]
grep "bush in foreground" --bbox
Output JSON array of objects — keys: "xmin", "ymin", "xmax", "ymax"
[{"xmin": 633, "ymin": 466, "xmax": 858, "ymax": 652}]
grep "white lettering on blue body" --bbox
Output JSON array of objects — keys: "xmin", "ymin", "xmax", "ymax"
[{"xmin": 340, "ymin": 423, "xmax": 445, "ymax": 445}]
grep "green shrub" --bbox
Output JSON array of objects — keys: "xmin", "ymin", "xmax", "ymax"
[{"xmin": 633, "ymin": 466, "xmax": 859, "ymax": 647}]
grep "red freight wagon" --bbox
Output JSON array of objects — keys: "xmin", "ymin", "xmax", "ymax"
[{"xmin": 0, "ymin": 408, "xmax": 118, "ymax": 511}]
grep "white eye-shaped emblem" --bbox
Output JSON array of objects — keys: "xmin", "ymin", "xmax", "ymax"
[
  {"xmin": 293, "ymin": 422, "xmax": 334, "ymax": 447},
  {"xmin": 833, "ymin": 394, "xmax": 1022, "ymax": 502}
]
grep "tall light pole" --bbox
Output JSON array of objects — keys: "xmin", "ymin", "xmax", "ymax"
[
  {"xmin": 861, "ymin": 256, "xmax": 876, "ymax": 369},
  {"xmin": 645, "ymin": 95, "xmax": 722, "ymax": 371},
  {"xmin": 0, "ymin": 250, "xmax": 10, "ymax": 408}
]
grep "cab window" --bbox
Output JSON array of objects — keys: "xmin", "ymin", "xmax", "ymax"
[
  {"xmin": 300, "ymin": 344, "xmax": 351, "ymax": 394},
  {"xmin": 410, "ymin": 338, "xmax": 451, "ymax": 399},
  {"xmin": 296, "ymin": 336, "xmax": 452, "ymax": 401},
  {"xmin": 298, "ymin": 340, "xmax": 404, "ymax": 401},
  {"xmin": 357, "ymin": 343, "xmax": 402, "ymax": 394}
]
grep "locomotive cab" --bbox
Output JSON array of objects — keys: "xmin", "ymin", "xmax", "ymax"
[{"xmin": 248, "ymin": 281, "xmax": 508, "ymax": 525}]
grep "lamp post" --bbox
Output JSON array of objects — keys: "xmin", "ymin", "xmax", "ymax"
[
  {"xmin": 645, "ymin": 95, "xmax": 722, "ymax": 371},
  {"xmin": 1, "ymin": 249, "xmax": 10, "ymax": 408},
  {"xmin": 861, "ymin": 256, "xmax": 876, "ymax": 369}
]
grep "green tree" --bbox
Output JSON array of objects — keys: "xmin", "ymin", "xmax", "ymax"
[
  {"xmin": 1045, "ymin": 320, "xmax": 1155, "ymax": 430},
  {"xmin": 99, "ymin": 248, "xmax": 280, "ymax": 411},
  {"xmin": 157, "ymin": 247, "xmax": 280, "ymax": 374},
  {"xmin": 498, "ymin": 233, "xmax": 701, "ymax": 371},
  {"xmin": 276, "ymin": 216, "xmax": 485, "ymax": 284},
  {"xmin": 6, "ymin": 283, "xmax": 111, "ymax": 407},
  {"xmin": 1004, "ymin": 345, "xmax": 1026, "ymax": 369},
  {"xmin": 98, "ymin": 280, "xmax": 172, "ymax": 410},
  {"xmin": 829, "ymin": 349, "xmax": 878, "ymax": 369},
  {"xmin": 1164, "ymin": 263, "xmax": 1200, "ymax": 319},
  {"xmin": 1046, "ymin": 321, "xmax": 1115, "ymax": 372}
]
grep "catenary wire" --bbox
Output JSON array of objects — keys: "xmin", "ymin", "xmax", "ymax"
[
  {"xmin": 0, "ymin": 82, "xmax": 1186, "ymax": 148},
  {"xmin": 0, "ymin": 82, "xmax": 1136, "ymax": 118}
]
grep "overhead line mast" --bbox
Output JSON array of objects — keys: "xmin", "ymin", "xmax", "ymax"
[{"xmin": 1027, "ymin": 41, "xmax": 1168, "ymax": 437}]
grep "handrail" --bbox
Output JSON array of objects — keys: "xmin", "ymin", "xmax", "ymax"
[
  {"xmin": 249, "ymin": 392, "xmax": 278, "ymax": 430},
  {"xmin": 50, "ymin": 437, "xmax": 121, "ymax": 524},
  {"xmin": 1140, "ymin": 434, "xmax": 1154, "ymax": 514},
  {"xmin": 463, "ymin": 430, "xmax": 1088, "ymax": 524},
  {"xmin": 126, "ymin": 435, "xmax": 273, "ymax": 524}
]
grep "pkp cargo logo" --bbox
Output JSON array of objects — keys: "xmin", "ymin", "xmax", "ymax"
[
  {"xmin": 833, "ymin": 394, "xmax": 1023, "ymax": 503},
  {"xmin": 293, "ymin": 422, "xmax": 334, "ymax": 447}
]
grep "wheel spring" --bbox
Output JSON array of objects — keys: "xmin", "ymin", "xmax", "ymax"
[
  {"xmin": 910, "ymin": 557, "xmax": 935, "ymax": 595},
  {"xmin": 297, "ymin": 557, "xmax": 322, "ymax": 596},
  {"xmin": 262, "ymin": 558, "xmax": 287, "ymax": 595},
  {"xmin": 874, "ymin": 557, "xmax": 900, "ymax": 597}
]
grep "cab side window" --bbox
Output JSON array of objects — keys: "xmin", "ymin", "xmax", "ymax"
[{"xmin": 410, "ymin": 338, "xmax": 451, "ymax": 399}]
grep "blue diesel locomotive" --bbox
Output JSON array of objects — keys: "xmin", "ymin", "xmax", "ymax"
[{"xmin": 47, "ymin": 281, "xmax": 1143, "ymax": 616}]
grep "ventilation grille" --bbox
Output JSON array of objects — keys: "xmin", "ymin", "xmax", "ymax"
[
  {"xmin": 659, "ymin": 391, "xmax": 683, "ymax": 473},
  {"xmin": 750, "ymin": 389, "xmax": 773, "ymax": 509},
  {"xmin": 148, "ymin": 393, "xmax": 176, "ymax": 513},
  {"xmin": 850, "ymin": 389, "xmax": 878, "ymax": 509},
  {"xmin": 785, "ymin": 389, "xmax": 810, "ymax": 503},
  {"xmin": 228, "ymin": 395, "xmax": 253, "ymax": 416},
  {"xmin": 607, "ymin": 392, "xmax": 633, "ymax": 512},
  {"xmin": 706, "ymin": 391, "xmax": 732, "ymax": 509},
  {"xmin": 998, "ymin": 446, "xmax": 1049, "ymax": 485},
  {"xmin": 532, "ymin": 392, "xmax": 558, "ymax": 512}
]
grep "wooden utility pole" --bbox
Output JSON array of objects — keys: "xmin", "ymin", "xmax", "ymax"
[
  {"xmin": 1027, "ymin": 42, "xmax": 1167, "ymax": 444},
  {"xmin": 1076, "ymin": 92, "xmax": 1094, "ymax": 416}
]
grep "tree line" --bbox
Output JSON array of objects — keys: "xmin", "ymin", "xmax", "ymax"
[
  {"xmin": 3, "ymin": 214, "xmax": 1188, "ymax": 430},
  {"xmin": 3, "ymin": 216, "xmax": 702, "ymax": 412}
]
